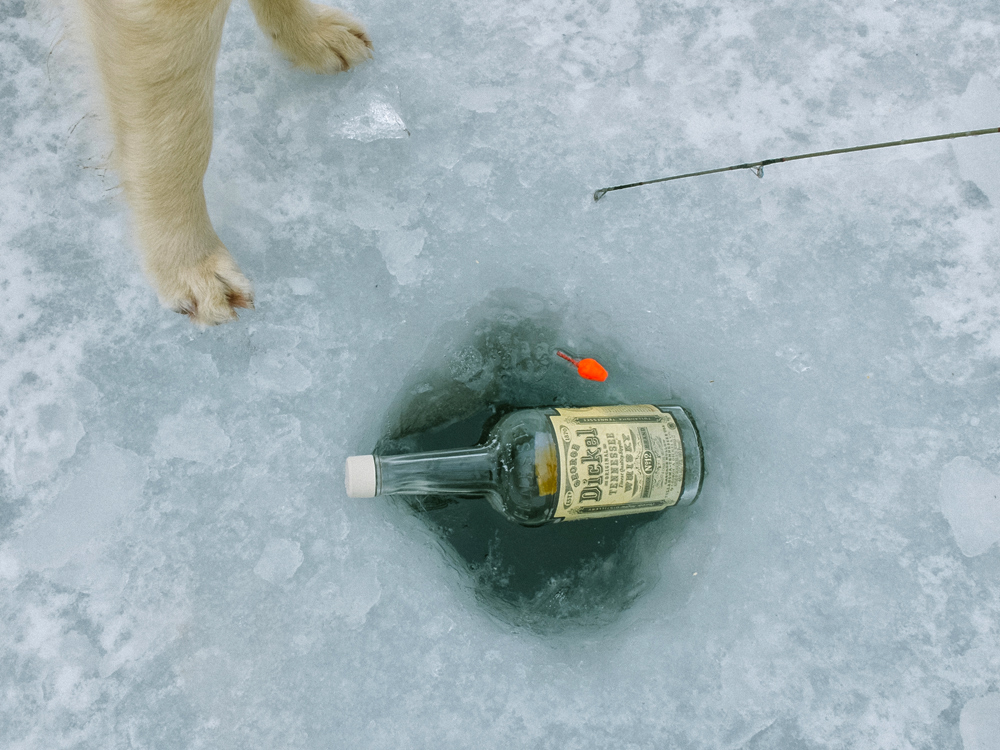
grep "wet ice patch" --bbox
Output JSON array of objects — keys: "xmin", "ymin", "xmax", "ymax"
[
  {"xmin": 960, "ymin": 693, "xmax": 1000, "ymax": 750},
  {"xmin": 378, "ymin": 228, "xmax": 429, "ymax": 285},
  {"xmin": 11, "ymin": 444, "xmax": 148, "ymax": 570},
  {"xmin": 911, "ymin": 210, "xmax": 1000, "ymax": 374},
  {"xmin": 459, "ymin": 87, "xmax": 511, "ymax": 113},
  {"xmin": 254, "ymin": 538, "xmax": 304, "ymax": 584},
  {"xmin": 250, "ymin": 330, "xmax": 312, "ymax": 393},
  {"xmin": 323, "ymin": 560, "xmax": 381, "ymax": 628},
  {"xmin": 939, "ymin": 457, "xmax": 1000, "ymax": 557},
  {"xmin": 153, "ymin": 408, "xmax": 230, "ymax": 464},
  {"xmin": 776, "ymin": 346, "xmax": 813, "ymax": 374},
  {"xmin": 9, "ymin": 398, "xmax": 86, "ymax": 488},
  {"xmin": 0, "ymin": 247, "xmax": 42, "ymax": 344},
  {"xmin": 1, "ymin": 269, "xmax": 97, "ymax": 491},
  {"xmin": 176, "ymin": 647, "xmax": 240, "ymax": 721},
  {"xmin": 459, "ymin": 161, "xmax": 492, "ymax": 187},
  {"xmin": 952, "ymin": 74, "xmax": 1000, "ymax": 207},
  {"xmin": 286, "ymin": 277, "xmax": 317, "ymax": 296}
]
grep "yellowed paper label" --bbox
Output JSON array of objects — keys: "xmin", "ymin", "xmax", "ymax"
[{"xmin": 549, "ymin": 405, "xmax": 684, "ymax": 521}]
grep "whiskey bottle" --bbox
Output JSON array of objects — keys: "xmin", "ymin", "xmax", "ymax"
[{"xmin": 345, "ymin": 405, "xmax": 703, "ymax": 527}]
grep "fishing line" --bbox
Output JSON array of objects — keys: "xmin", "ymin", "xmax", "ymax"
[{"xmin": 592, "ymin": 127, "xmax": 1000, "ymax": 201}]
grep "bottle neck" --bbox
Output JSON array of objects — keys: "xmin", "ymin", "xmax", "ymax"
[{"xmin": 375, "ymin": 445, "xmax": 496, "ymax": 496}]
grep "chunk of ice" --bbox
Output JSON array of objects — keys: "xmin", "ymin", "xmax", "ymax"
[
  {"xmin": 960, "ymin": 694, "xmax": 1000, "ymax": 750},
  {"xmin": 12, "ymin": 444, "xmax": 148, "ymax": 570},
  {"xmin": 939, "ymin": 457, "xmax": 1000, "ymax": 557},
  {"xmin": 254, "ymin": 538, "xmax": 304, "ymax": 584}
]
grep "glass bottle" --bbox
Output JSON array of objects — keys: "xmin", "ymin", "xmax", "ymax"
[{"xmin": 346, "ymin": 405, "xmax": 703, "ymax": 527}]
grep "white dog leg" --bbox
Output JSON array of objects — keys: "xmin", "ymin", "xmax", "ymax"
[{"xmin": 81, "ymin": 0, "xmax": 253, "ymax": 325}]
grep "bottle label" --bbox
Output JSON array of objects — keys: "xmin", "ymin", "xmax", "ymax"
[{"xmin": 548, "ymin": 405, "xmax": 684, "ymax": 521}]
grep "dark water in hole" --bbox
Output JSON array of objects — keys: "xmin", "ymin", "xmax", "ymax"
[{"xmin": 373, "ymin": 292, "xmax": 698, "ymax": 631}]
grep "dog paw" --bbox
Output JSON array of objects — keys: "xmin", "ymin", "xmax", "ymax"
[
  {"xmin": 153, "ymin": 248, "xmax": 255, "ymax": 327},
  {"xmin": 276, "ymin": 6, "xmax": 372, "ymax": 73}
]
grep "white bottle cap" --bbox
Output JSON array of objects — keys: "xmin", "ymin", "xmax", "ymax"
[{"xmin": 345, "ymin": 455, "xmax": 377, "ymax": 497}]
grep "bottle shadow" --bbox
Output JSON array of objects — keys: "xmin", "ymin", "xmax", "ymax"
[{"xmin": 374, "ymin": 292, "xmax": 697, "ymax": 633}]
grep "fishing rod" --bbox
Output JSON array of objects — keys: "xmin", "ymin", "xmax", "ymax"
[{"xmin": 592, "ymin": 127, "xmax": 1000, "ymax": 201}]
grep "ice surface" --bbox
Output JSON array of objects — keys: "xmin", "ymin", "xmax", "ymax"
[
  {"xmin": 3, "ymin": 0, "xmax": 1000, "ymax": 747},
  {"xmin": 153, "ymin": 406, "xmax": 231, "ymax": 464},
  {"xmin": 379, "ymin": 226, "xmax": 429, "ymax": 285},
  {"xmin": 329, "ymin": 84, "xmax": 409, "ymax": 143},
  {"xmin": 960, "ymin": 694, "xmax": 1000, "ymax": 750},
  {"xmin": 940, "ymin": 457, "xmax": 1000, "ymax": 557},
  {"xmin": 254, "ymin": 537, "xmax": 304, "ymax": 583},
  {"xmin": 952, "ymin": 75, "xmax": 1000, "ymax": 207},
  {"xmin": 11, "ymin": 443, "xmax": 147, "ymax": 570}
]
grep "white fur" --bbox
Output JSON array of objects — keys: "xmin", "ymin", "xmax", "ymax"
[{"xmin": 77, "ymin": 0, "xmax": 371, "ymax": 325}]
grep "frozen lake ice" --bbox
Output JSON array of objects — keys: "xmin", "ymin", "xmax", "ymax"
[{"xmin": 3, "ymin": 0, "xmax": 1000, "ymax": 747}]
